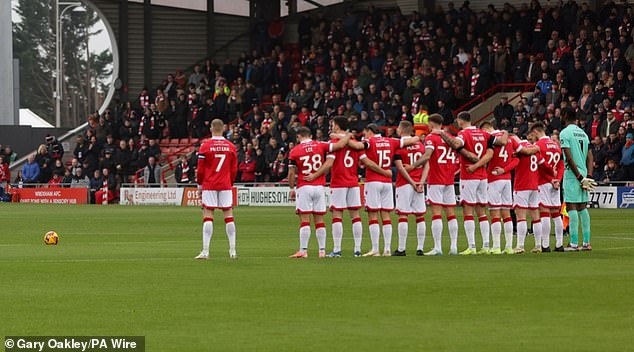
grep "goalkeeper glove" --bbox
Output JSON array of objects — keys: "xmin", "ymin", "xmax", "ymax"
[{"xmin": 581, "ymin": 177, "xmax": 598, "ymax": 191}]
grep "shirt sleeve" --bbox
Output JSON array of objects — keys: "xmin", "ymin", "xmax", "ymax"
[
  {"xmin": 324, "ymin": 141, "xmax": 335, "ymax": 153},
  {"xmin": 288, "ymin": 148, "xmax": 297, "ymax": 163},
  {"xmin": 424, "ymin": 136, "xmax": 435, "ymax": 150},
  {"xmin": 560, "ymin": 130, "xmax": 570, "ymax": 149}
]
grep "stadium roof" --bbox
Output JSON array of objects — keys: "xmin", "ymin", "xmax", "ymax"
[
  {"xmin": 19, "ymin": 109, "xmax": 54, "ymax": 128},
  {"xmin": 127, "ymin": 0, "xmax": 343, "ymax": 16}
]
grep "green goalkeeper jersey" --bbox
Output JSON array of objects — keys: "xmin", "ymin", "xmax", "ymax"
[{"xmin": 560, "ymin": 123, "xmax": 589, "ymax": 181}]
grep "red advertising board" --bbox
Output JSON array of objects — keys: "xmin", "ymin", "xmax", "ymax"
[
  {"xmin": 13, "ymin": 187, "xmax": 89, "ymax": 204},
  {"xmin": 181, "ymin": 187, "xmax": 238, "ymax": 207}
]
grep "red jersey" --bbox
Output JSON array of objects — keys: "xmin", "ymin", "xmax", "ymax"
[
  {"xmin": 196, "ymin": 136, "xmax": 238, "ymax": 190},
  {"xmin": 363, "ymin": 136, "xmax": 402, "ymax": 183},
  {"xmin": 329, "ymin": 141, "xmax": 363, "ymax": 188},
  {"xmin": 289, "ymin": 140, "xmax": 334, "ymax": 188},
  {"xmin": 535, "ymin": 136, "xmax": 564, "ymax": 184},
  {"xmin": 456, "ymin": 126, "xmax": 492, "ymax": 180},
  {"xmin": 424, "ymin": 134, "xmax": 459, "ymax": 185},
  {"xmin": 394, "ymin": 140, "xmax": 425, "ymax": 187},
  {"xmin": 513, "ymin": 141, "xmax": 545, "ymax": 191},
  {"xmin": 487, "ymin": 130, "xmax": 521, "ymax": 182}
]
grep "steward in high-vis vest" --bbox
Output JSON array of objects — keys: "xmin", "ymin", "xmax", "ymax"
[{"xmin": 412, "ymin": 106, "xmax": 429, "ymax": 136}]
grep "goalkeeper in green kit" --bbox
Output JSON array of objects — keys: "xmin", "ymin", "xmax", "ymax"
[{"xmin": 559, "ymin": 108, "xmax": 596, "ymax": 251}]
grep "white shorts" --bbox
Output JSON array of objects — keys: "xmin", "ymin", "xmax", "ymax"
[
  {"xmin": 538, "ymin": 183, "xmax": 561, "ymax": 209},
  {"xmin": 330, "ymin": 187, "xmax": 362, "ymax": 210},
  {"xmin": 395, "ymin": 185, "xmax": 427, "ymax": 215},
  {"xmin": 427, "ymin": 184, "xmax": 457, "ymax": 207},
  {"xmin": 488, "ymin": 179, "xmax": 513, "ymax": 209},
  {"xmin": 296, "ymin": 185, "xmax": 327, "ymax": 215},
  {"xmin": 513, "ymin": 190, "xmax": 540, "ymax": 209},
  {"xmin": 460, "ymin": 179, "xmax": 488, "ymax": 206},
  {"xmin": 202, "ymin": 190, "xmax": 233, "ymax": 210},
  {"xmin": 364, "ymin": 182, "xmax": 394, "ymax": 211}
]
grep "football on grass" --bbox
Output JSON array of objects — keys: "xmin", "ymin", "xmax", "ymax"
[{"xmin": 44, "ymin": 231, "xmax": 59, "ymax": 245}]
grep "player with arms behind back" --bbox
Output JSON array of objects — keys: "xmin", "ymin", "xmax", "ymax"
[
  {"xmin": 287, "ymin": 127, "xmax": 349, "ymax": 258},
  {"xmin": 530, "ymin": 122, "xmax": 565, "ymax": 252},
  {"xmin": 409, "ymin": 114, "xmax": 462, "ymax": 255},
  {"xmin": 302, "ymin": 116, "xmax": 365, "ymax": 257},
  {"xmin": 393, "ymin": 121, "xmax": 427, "ymax": 256},
  {"xmin": 480, "ymin": 120, "xmax": 520, "ymax": 254},
  {"xmin": 560, "ymin": 108, "xmax": 596, "ymax": 251},
  {"xmin": 195, "ymin": 119, "xmax": 238, "ymax": 260}
]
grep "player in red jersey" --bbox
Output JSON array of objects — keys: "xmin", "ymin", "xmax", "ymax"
[
  {"xmin": 302, "ymin": 117, "xmax": 368, "ymax": 257},
  {"xmin": 530, "ymin": 122, "xmax": 565, "ymax": 252},
  {"xmin": 431, "ymin": 112, "xmax": 508, "ymax": 255},
  {"xmin": 410, "ymin": 114, "xmax": 476, "ymax": 255},
  {"xmin": 287, "ymin": 127, "xmax": 350, "ymax": 258},
  {"xmin": 194, "ymin": 119, "xmax": 239, "ymax": 260},
  {"xmin": 348, "ymin": 123, "xmax": 418, "ymax": 257},
  {"xmin": 392, "ymin": 121, "xmax": 427, "ymax": 256},
  {"xmin": 480, "ymin": 120, "xmax": 521, "ymax": 254},
  {"xmin": 511, "ymin": 135, "xmax": 557, "ymax": 254}
]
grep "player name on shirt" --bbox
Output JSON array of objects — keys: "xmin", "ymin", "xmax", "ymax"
[{"xmin": 207, "ymin": 146, "xmax": 232, "ymax": 152}]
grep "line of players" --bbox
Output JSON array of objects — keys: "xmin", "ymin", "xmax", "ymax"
[
  {"xmin": 192, "ymin": 114, "xmax": 570, "ymax": 259},
  {"xmin": 287, "ymin": 111, "xmax": 568, "ymax": 258}
]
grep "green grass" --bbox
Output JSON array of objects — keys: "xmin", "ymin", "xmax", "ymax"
[{"xmin": 1, "ymin": 204, "xmax": 633, "ymax": 351}]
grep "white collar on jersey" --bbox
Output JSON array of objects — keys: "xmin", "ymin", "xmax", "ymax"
[
  {"xmin": 300, "ymin": 139, "xmax": 313, "ymax": 144},
  {"xmin": 211, "ymin": 136, "xmax": 224, "ymax": 140},
  {"xmin": 465, "ymin": 126, "xmax": 476, "ymax": 130}
]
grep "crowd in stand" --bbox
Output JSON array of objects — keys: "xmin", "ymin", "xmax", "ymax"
[
  {"xmin": 9, "ymin": 0, "xmax": 634, "ymax": 188},
  {"xmin": 123, "ymin": 1, "xmax": 634, "ymax": 182}
]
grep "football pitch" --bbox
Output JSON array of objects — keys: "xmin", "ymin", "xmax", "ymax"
[{"xmin": 1, "ymin": 204, "xmax": 633, "ymax": 351}]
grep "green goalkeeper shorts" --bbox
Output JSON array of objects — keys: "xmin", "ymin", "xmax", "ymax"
[{"xmin": 563, "ymin": 177, "xmax": 588, "ymax": 203}]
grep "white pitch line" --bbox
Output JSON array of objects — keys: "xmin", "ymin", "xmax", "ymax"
[
  {"xmin": 593, "ymin": 246, "xmax": 634, "ymax": 251},
  {"xmin": 599, "ymin": 236, "xmax": 634, "ymax": 241}
]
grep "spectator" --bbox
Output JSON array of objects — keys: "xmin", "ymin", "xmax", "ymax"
[
  {"xmin": 269, "ymin": 151, "xmax": 288, "ymax": 182},
  {"xmin": 99, "ymin": 150, "xmax": 116, "ymax": 174},
  {"xmin": 602, "ymin": 159, "xmax": 625, "ymax": 184},
  {"xmin": 536, "ymin": 72, "xmax": 553, "ymax": 97},
  {"xmin": 48, "ymin": 173, "xmax": 62, "ymax": 187},
  {"xmin": 188, "ymin": 65, "xmax": 204, "ymax": 86},
  {"xmin": 89, "ymin": 169, "xmax": 103, "ymax": 202},
  {"xmin": 94, "ymin": 168, "xmax": 116, "ymax": 204},
  {"xmin": 2, "ymin": 145, "xmax": 17, "ymax": 164},
  {"xmin": 493, "ymin": 96, "xmax": 514, "ymax": 125},
  {"xmin": 600, "ymin": 111, "xmax": 619, "ymax": 138},
  {"xmin": 591, "ymin": 136, "xmax": 607, "ymax": 180},
  {"xmin": 13, "ymin": 170, "xmax": 24, "ymax": 187},
  {"xmin": 238, "ymin": 151, "xmax": 256, "ymax": 182},
  {"xmin": 143, "ymin": 156, "xmax": 162, "ymax": 187},
  {"xmin": 51, "ymin": 159, "xmax": 66, "ymax": 177},
  {"xmin": 22, "ymin": 154, "xmax": 40, "ymax": 184},
  {"xmin": 70, "ymin": 167, "xmax": 90, "ymax": 188},
  {"xmin": 606, "ymin": 133, "xmax": 624, "ymax": 163},
  {"xmin": 35, "ymin": 144, "xmax": 51, "ymax": 183},
  {"xmin": 114, "ymin": 140, "xmax": 132, "ymax": 182},
  {"xmin": 45, "ymin": 135, "xmax": 64, "ymax": 160},
  {"xmin": 174, "ymin": 155, "xmax": 193, "ymax": 186},
  {"xmin": 0, "ymin": 155, "xmax": 9, "ymax": 191},
  {"xmin": 147, "ymin": 139, "xmax": 162, "ymax": 160},
  {"xmin": 253, "ymin": 146, "xmax": 266, "ymax": 182},
  {"xmin": 622, "ymin": 133, "xmax": 634, "ymax": 180}
]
